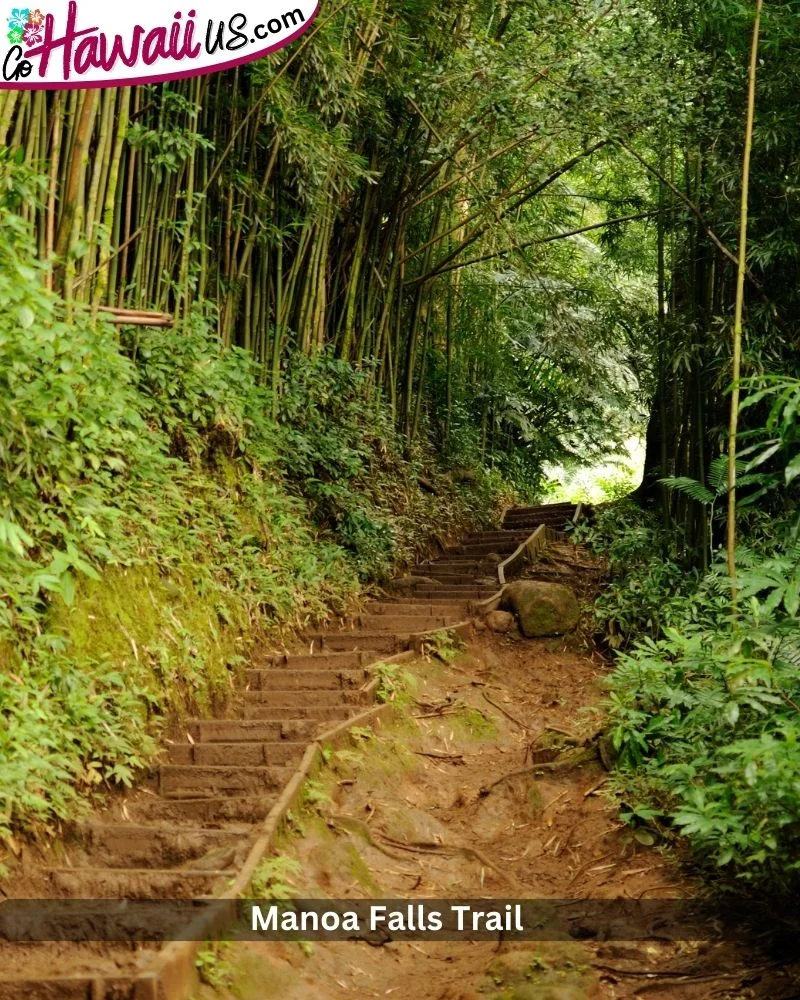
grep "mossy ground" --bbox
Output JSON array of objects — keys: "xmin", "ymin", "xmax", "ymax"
[
  {"xmin": 485, "ymin": 947, "xmax": 595, "ymax": 1000},
  {"xmin": 48, "ymin": 564, "xmax": 245, "ymax": 717}
]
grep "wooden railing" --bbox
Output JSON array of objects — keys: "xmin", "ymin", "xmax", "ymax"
[
  {"xmin": 496, "ymin": 503, "xmax": 586, "ymax": 586},
  {"xmin": 497, "ymin": 524, "xmax": 567, "ymax": 586}
]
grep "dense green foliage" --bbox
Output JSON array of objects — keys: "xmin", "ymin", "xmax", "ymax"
[
  {"xmin": 552, "ymin": 0, "xmax": 800, "ymax": 898},
  {"xmin": 2, "ymin": 0, "xmax": 800, "ymax": 907},
  {"xmin": 0, "ymin": 168, "xmax": 509, "ymax": 845},
  {"xmin": 580, "ymin": 490, "xmax": 800, "ymax": 893},
  {"xmin": 0, "ymin": 1, "xmax": 672, "ymax": 850},
  {"xmin": 632, "ymin": 2, "xmax": 800, "ymax": 549},
  {"xmin": 0, "ymin": 0, "xmax": 662, "ymax": 493}
]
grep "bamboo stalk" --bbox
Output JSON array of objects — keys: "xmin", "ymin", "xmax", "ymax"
[
  {"xmin": 81, "ymin": 89, "xmax": 115, "ymax": 302},
  {"xmin": 727, "ymin": 0, "xmax": 763, "ymax": 595}
]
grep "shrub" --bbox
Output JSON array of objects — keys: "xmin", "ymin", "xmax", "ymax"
[{"xmin": 599, "ymin": 510, "xmax": 800, "ymax": 892}]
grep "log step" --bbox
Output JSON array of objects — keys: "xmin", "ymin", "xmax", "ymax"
[
  {"xmin": 44, "ymin": 866, "xmax": 228, "ymax": 899},
  {"xmin": 121, "ymin": 794, "xmax": 274, "ymax": 825},
  {"xmin": 243, "ymin": 703, "xmax": 354, "ymax": 722},
  {"xmin": 186, "ymin": 717, "xmax": 317, "ymax": 743},
  {"xmin": 73, "ymin": 824, "xmax": 246, "ymax": 869},
  {"xmin": 364, "ymin": 602, "xmax": 466, "ymax": 616},
  {"xmin": 250, "ymin": 650, "xmax": 374, "ymax": 670},
  {"xmin": 357, "ymin": 614, "xmax": 458, "ymax": 631},
  {"xmin": 303, "ymin": 632, "xmax": 406, "ymax": 653},
  {"xmin": 244, "ymin": 668, "xmax": 365, "ymax": 690},
  {"xmin": 166, "ymin": 741, "xmax": 306, "ymax": 767},
  {"xmin": 158, "ymin": 764, "xmax": 289, "ymax": 799}
]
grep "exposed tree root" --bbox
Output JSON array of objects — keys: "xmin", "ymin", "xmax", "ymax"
[{"xmin": 327, "ymin": 814, "xmax": 522, "ymax": 891}]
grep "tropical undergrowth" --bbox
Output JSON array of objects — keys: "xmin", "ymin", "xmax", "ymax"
[
  {"xmin": 576, "ymin": 479, "xmax": 800, "ymax": 895},
  {"xmin": 0, "ymin": 202, "xmax": 511, "ymax": 855}
]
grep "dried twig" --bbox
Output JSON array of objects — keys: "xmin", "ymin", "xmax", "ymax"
[
  {"xmin": 482, "ymin": 689, "xmax": 531, "ymax": 731},
  {"xmin": 566, "ymin": 850, "xmax": 615, "ymax": 888},
  {"xmin": 583, "ymin": 776, "xmax": 609, "ymax": 798}
]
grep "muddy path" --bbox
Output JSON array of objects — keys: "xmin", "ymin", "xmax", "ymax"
[{"xmin": 199, "ymin": 631, "xmax": 800, "ymax": 1000}]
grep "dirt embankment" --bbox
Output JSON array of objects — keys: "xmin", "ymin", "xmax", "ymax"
[{"xmin": 195, "ymin": 629, "xmax": 800, "ymax": 1000}]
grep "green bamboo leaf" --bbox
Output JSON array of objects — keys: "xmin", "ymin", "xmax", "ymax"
[
  {"xmin": 785, "ymin": 455, "xmax": 800, "ymax": 485},
  {"xmin": 784, "ymin": 580, "xmax": 800, "ymax": 618},
  {"xmin": 724, "ymin": 701, "xmax": 740, "ymax": 726},
  {"xmin": 59, "ymin": 571, "xmax": 76, "ymax": 607}
]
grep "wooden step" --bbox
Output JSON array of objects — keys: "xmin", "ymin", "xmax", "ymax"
[
  {"xmin": 166, "ymin": 740, "xmax": 306, "ymax": 767},
  {"xmin": 413, "ymin": 587, "xmax": 495, "ymax": 599},
  {"xmin": 304, "ymin": 632, "xmax": 405, "ymax": 653},
  {"xmin": 74, "ymin": 823, "xmax": 246, "ymax": 868},
  {"xmin": 506, "ymin": 503, "xmax": 575, "ymax": 516},
  {"xmin": 186, "ymin": 718, "xmax": 317, "ymax": 743},
  {"xmin": 459, "ymin": 532, "xmax": 530, "ymax": 545},
  {"xmin": 357, "ymin": 613, "xmax": 457, "ymax": 631},
  {"xmin": 244, "ymin": 668, "xmax": 365, "ymax": 690},
  {"xmin": 416, "ymin": 573, "xmax": 486, "ymax": 585},
  {"xmin": 251, "ymin": 649, "xmax": 373, "ymax": 669},
  {"xmin": 402, "ymin": 593, "xmax": 481, "ymax": 604},
  {"xmin": 122, "ymin": 794, "xmax": 273, "ymax": 825},
  {"xmin": 243, "ymin": 703, "xmax": 354, "ymax": 722},
  {"xmin": 243, "ymin": 688, "xmax": 363, "ymax": 708},
  {"xmin": 418, "ymin": 560, "xmax": 485, "ymax": 571},
  {"xmin": 432, "ymin": 551, "xmax": 509, "ymax": 561},
  {"xmin": 364, "ymin": 602, "xmax": 466, "ymax": 616},
  {"xmin": 44, "ymin": 866, "xmax": 228, "ymax": 898},
  {"xmin": 158, "ymin": 764, "xmax": 289, "ymax": 799},
  {"xmin": 0, "ymin": 973, "xmax": 145, "ymax": 999}
]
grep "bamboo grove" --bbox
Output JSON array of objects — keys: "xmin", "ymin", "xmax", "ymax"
[
  {"xmin": 2, "ymin": 0, "xmax": 796, "ymax": 534},
  {"xmin": 0, "ymin": 0, "xmax": 683, "ymax": 488},
  {"xmin": 634, "ymin": 1, "xmax": 800, "ymax": 558}
]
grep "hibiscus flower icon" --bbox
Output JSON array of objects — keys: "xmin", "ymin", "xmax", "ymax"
[
  {"xmin": 6, "ymin": 24, "xmax": 23, "ymax": 43},
  {"xmin": 7, "ymin": 7, "xmax": 30, "ymax": 30},
  {"xmin": 27, "ymin": 6, "xmax": 43, "ymax": 23},
  {"xmin": 23, "ymin": 19, "xmax": 41, "ymax": 43}
]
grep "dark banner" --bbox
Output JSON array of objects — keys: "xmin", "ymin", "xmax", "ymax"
[{"xmin": 0, "ymin": 897, "xmax": 773, "ymax": 942}]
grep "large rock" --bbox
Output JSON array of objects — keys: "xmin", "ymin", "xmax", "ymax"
[{"xmin": 501, "ymin": 581, "xmax": 580, "ymax": 637}]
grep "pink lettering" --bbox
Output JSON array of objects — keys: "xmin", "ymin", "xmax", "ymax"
[
  {"xmin": 142, "ymin": 25, "xmax": 168, "ymax": 64},
  {"xmin": 25, "ymin": 2, "xmax": 96, "ymax": 78}
]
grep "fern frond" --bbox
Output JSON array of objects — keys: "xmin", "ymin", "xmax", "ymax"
[
  {"xmin": 659, "ymin": 476, "xmax": 716, "ymax": 505},
  {"xmin": 707, "ymin": 456, "xmax": 729, "ymax": 493}
]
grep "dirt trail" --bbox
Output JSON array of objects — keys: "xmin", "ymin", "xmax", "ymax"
[
  {"xmin": 0, "ymin": 505, "xmax": 567, "ymax": 996},
  {"xmin": 200, "ymin": 581, "xmax": 800, "ymax": 999},
  {"xmin": 4, "ymin": 502, "xmax": 796, "ymax": 998}
]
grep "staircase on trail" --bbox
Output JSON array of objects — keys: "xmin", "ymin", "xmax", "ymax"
[{"xmin": 0, "ymin": 502, "xmax": 579, "ymax": 999}]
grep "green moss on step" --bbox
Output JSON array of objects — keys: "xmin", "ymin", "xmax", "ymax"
[{"xmin": 485, "ymin": 946, "xmax": 596, "ymax": 1000}]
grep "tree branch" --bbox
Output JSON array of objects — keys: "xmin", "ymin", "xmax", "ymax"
[
  {"xmin": 407, "ymin": 141, "xmax": 609, "ymax": 285},
  {"xmin": 408, "ymin": 203, "xmax": 652, "ymax": 286}
]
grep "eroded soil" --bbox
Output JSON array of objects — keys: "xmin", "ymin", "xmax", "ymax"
[{"xmin": 196, "ymin": 632, "xmax": 800, "ymax": 1000}]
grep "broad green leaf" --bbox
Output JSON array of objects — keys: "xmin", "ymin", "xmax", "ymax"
[
  {"xmin": 724, "ymin": 701, "xmax": 740, "ymax": 726},
  {"xmin": 785, "ymin": 455, "xmax": 800, "ymax": 485}
]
